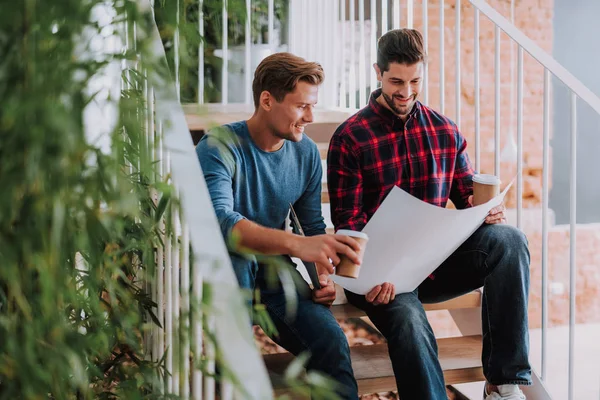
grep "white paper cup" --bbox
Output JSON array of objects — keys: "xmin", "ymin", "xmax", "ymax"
[{"xmin": 472, "ymin": 174, "xmax": 500, "ymax": 206}]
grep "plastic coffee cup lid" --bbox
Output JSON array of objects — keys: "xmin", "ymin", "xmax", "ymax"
[
  {"xmin": 336, "ymin": 229, "xmax": 369, "ymax": 241},
  {"xmin": 472, "ymin": 174, "xmax": 500, "ymax": 185}
]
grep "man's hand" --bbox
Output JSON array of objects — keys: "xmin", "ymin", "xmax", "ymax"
[
  {"xmin": 290, "ymin": 234, "xmax": 361, "ymax": 274},
  {"xmin": 312, "ymin": 274, "xmax": 336, "ymax": 306},
  {"xmin": 468, "ymin": 195, "xmax": 507, "ymax": 225},
  {"xmin": 366, "ymin": 282, "xmax": 395, "ymax": 306}
]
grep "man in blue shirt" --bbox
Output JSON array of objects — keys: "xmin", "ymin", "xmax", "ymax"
[{"xmin": 196, "ymin": 53, "xmax": 361, "ymax": 399}]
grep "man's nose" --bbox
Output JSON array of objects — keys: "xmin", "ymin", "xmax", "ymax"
[
  {"xmin": 303, "ymin": 107, "xmax": 314, "ymax": 123},
  {"xmin": 398, "ymin": 85, "xmax": 411, "ymax": 98}
]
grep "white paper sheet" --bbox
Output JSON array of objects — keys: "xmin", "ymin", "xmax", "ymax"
[{"xmin": 332, "ymin": 183, "xmax": 512, "ymax": 295}]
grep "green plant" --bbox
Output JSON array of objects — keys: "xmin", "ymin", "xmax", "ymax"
[{"xmin": 0, "ymin": 1, "xmax": 171, "ymax": 398}]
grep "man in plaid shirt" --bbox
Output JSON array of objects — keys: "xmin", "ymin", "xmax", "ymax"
[{"xmin": 328, "ymin": 29, "xmax": 531, "ymax": 400}]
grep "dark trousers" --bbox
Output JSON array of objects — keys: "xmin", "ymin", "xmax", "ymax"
[
  {"xmin": 231, "ymin": 254, "xmax": 359, "ymax": 400},
  {"xmin": 346, "ymin": 224, "xmax": 532, "ymax": 400}
]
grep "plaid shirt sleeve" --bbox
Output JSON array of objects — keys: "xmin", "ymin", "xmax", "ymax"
[
  {"xmin": 449, "ymin": 129, "xmax": 475, "ymax": 209},
  {"xmin": 327, "ymin": 130, "xmax": 368, "ymax": 231}
]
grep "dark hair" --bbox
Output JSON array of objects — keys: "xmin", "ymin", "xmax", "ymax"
[
  {"xmin": 377, "ymin": 28, "xmax": 427, "ymax": 72},
  {"xmin": 252, "ymin": 52, "xmax": 324, "ymax": 108}
]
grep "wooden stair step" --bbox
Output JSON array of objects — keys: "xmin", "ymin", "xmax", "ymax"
[
  {"xmin": 184, "ymin": 104, "xmax": 349, "ymax": 133},
  {"xmin": 265, "ymin": 335, "xmax": 485, "ymax": 395}
]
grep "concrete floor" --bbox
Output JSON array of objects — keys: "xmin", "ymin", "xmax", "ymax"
[{"xmin": 454, "ymin": 324, "xmax": 600, "ymax": 399}]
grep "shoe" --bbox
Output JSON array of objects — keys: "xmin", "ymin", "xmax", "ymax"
[{"xmin": 484, "ymin": 384, "xmax": 526, "ymax": 400}]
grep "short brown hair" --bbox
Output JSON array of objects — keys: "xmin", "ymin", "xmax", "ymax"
[
  {"xmin": 377, "ymin": 29, "xmax": 427, "ymax": 72},
  {"xmin": 252, "ymin": 52, "xmax": 324, "ymax": 108}
]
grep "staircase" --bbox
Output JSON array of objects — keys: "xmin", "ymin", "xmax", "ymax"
[
  {"xmin": 265, "ymin": 294, "xmax": 485, "ymax": 396},
  {"xmin": 183, "ymin": 0, "xmax": 600, "ymax": 398},
  {"xmin": 187, "ymin": 109, "xmax": 487, "ymax": 397}
]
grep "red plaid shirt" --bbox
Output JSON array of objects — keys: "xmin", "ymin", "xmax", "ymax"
[{"xmin": 328, "ymin": 89, "xmax": 475, "ymax": 232}]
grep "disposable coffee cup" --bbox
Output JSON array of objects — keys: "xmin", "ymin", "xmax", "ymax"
[
  {"xmin": 335, "ymin": 229, "xmax": 369, "ymax": 279},
  {"xmin": 472, "ymin": 174, "xmax": 500, "ymax": 206}
]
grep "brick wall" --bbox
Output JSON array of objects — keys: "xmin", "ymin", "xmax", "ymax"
[{"xmin": 409, "ymin": 0, "xmax": 554, "ymax": 208}]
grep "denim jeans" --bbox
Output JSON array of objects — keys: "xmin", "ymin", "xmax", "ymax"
[
  {"xmin": 345, "ymin": 223, "xmax": 532, "ymax": 400},
  {"xmin": 230, "ymin": 254, "xmax": 359, "ymax": 400}
]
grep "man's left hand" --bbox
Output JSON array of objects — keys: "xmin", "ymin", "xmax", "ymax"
[
  {"xmin": 468, "ymin": 195, "xmax": 507, "ymax": 224},
  {"xmin": 312, "ymin": 274, "xmax": 336, "ymax": 306}
]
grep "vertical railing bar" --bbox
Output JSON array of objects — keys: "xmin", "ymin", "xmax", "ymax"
[
  {"xmin": 244, "ymin": 0, "xmax": 251, "ymax": 104},
  {"xmin": 541, "ymin": 67, "xmax": 550, "ymax": 382},
  {"xmin": 191, "ymin": 257, "xmax": 203, "ymax": 399},
  {"xmin": 198, "ymin": 0, "xmax": 204, "ymax": 104},
  {"xmin": 181, "ymin": 220, "xmax": 190, "ymax": 399},
  {"xmin": 172, "ymin": 206, "xmax": 181, "ymax": 395},
  {"xmin": 370, "ymin": 0, "xmax": 377, "ymax": 93},
  {"xmin": 440, "ymin": 0, "xmax": 445, "ymax": 114},
  {"xmin": 303, "ymin": 0, "xmax": 310, "ymax": 60},
  {"xmin": 164, "ymin": 152, "xmax": 173, "ymax": 393},
  {"xmin": 382, "ymin": 0, "xmax": 388, "ymax": 34},
  {"xmin": 568, "ymin": 91, "xmax": 577, "ymax": 400},
  {"xmin": 221, "ymin": 382, "xmax": 234, "ymax": 400},
  {"xmin": 204, "ymin": 316, "xmax": 216, "ymax": 400},
  {"xmin": 407, "ymin": 0, "xmax": 414, "ymax": 28},
  {"xmin": 474, "ymin": 9, "xmax": 480, "ymax": 171},
  {"xmin": 332, "ymin": 0, "xmax": 340, "ymax": 107},
  {"xmin": 146, "ymin": 75, "xmax": 157, "ymax": 363},
  {"xmin": 517, "ymin": 46, "xmax": 523, "ymax": 228},
  {"xmin": 268, "ymin": 0, "xmax": 275, "ymax": 52},
  {"xmin": 393, "ymin": 0, "xmax": 400, "ymax": 29},
  {"xmin": 174, "ymin": 0, "xmax": 180, "ymax": 101},
  {"xmin": 142, "ymin": 67, "xmax": 152, "ymax": 361},
  {"xmin": 156, "ymin": 121, "xmax": 165, "ymax": 372},
  {"xmin": 221, "ymin": 0, "xmax": 228, "ymax": 105},
  {"xmin": 494, "ymin": 25, "xmax": 500, "ymax": 177},
  {"xmin": 358, "ymin": 0, "xmax": 367, "ymax": 106},
  {"xmin": 422, "ymin": 0, "xmax": 428, "ymax": 105},
  {"xmin": 149, "ymin": 89, "xmax": 159, "ymax": 363},
  {"xmin": 455, "ymin": 0, "xmax": 461, "ymax": 128},
  {"xmin": 340, "ymin": 0, "xmax": 347, "ymax": 108},
  {"xmin": 349, "ymin": 0, "xmax": 357, "ymax": 108}
]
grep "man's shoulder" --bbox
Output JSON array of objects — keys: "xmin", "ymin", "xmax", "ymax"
[
  {"xmin": 416, "ymin": 102, "xmax": 458, "ymax": 132},
  {"xmin": 198, "ymin": 122, "xmax": 245, "ymax": 153}
]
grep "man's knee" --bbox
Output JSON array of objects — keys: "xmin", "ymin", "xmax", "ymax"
[
  {"xmin": 380, "ymin": 296, "xmax": 434, "ymax": 347},
  {"xmin": 486, "ymin": 224, "xmax": 530, "ymax": 260}
]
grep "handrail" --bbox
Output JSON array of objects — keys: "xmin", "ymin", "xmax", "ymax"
[
  {"xmin": 140, "ymin": 0, "xmax": 273, "ymax": 398},
  {"xmin": 469, "ymin": 0, "xmax": 600, "ymax": 116}
]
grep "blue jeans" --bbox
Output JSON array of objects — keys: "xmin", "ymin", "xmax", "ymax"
[
  {"xmin": 345, "ymin": 224, "xmax": 532, "ymax": 400},
  {"xmin": 231, "ymin": 254, "xmax": 359, "ymax": 400}
]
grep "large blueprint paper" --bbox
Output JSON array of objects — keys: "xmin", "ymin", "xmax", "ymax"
[{"xmin": 332, "ymin": 184, "xmax": 512, "ymax": 295}]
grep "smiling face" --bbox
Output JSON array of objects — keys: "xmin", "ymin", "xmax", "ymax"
[
  {"xmin": 374, "ymin": 61, "xmax": 423, "ymax": 120},
  {"xmin": 263, "ymin": 81, "xmax": 318, "ymax": 143}
]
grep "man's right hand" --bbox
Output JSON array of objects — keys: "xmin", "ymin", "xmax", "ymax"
[{"xmin": 290, "ymin": 234, "xmax": 361, "ymax": 274}]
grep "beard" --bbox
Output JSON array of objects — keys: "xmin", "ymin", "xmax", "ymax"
[{"xmin": 382, "ymin": 92, "xmax": 416, "ymax": 117}]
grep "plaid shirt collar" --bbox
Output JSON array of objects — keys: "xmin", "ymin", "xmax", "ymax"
[{"xmin": 368, "ymin": 88, "xmax": 422, "ymax": 127}]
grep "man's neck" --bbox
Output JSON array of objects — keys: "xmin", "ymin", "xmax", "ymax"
[{"xmin": 246, "ymin": 114, "xmax": 285, "ymax": 152}]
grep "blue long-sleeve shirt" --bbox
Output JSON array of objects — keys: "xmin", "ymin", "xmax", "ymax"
[{"xmin": 196, "ymin": 121, "xmax": 326, "ymax": 253}]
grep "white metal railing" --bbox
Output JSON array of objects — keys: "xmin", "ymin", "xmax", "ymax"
[
  {"xmin": 178, "ymin": 1, "xmax": 600, "ymax": 399},
  {"xmin": 466, "ymin": 4, "xmax": 600, "ymax": 399},
  {"xmin": 132, "ymin": 1, "xmax": 274, "ymax": 399}
]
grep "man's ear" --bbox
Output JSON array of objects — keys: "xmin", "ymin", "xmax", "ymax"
[
  {"xmin": 259, "ymin": 90, "xmax": 273, "ymax": 111},
  {"xmin": 373, "ymin": 63, "xmax": 383, "ymax": 82}
]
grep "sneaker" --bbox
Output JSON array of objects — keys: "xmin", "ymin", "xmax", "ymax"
[{"xmin": 484, "ymin": 384, "xmax": 526, "ymax": 400}]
